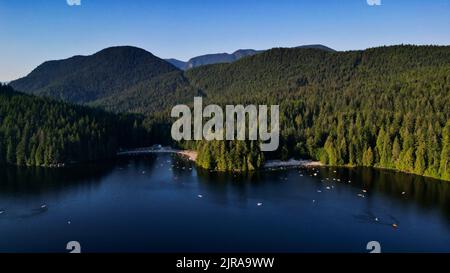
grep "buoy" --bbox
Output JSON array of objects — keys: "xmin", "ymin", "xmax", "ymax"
[
  {"xmin": 68, "ymin": 221, "xmax": 71, "ymax": 225},
  {"xmin": 375, "ymin": 217, "xmax": 379, "ymax": 222}
]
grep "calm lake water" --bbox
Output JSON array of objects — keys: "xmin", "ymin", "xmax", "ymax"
[{"xmin": 0, "ymin": 154, "xmax": 449, "ymax": 253}]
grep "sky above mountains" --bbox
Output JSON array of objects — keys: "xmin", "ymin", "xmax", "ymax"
[{"xmin": 0, "ymin": 0, "xmax": 449, "ymax": 82}]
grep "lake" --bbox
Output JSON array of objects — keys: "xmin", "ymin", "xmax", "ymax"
[{"xmin": 0, "ymin": 154, "xmax": 449, "ymax": 253}]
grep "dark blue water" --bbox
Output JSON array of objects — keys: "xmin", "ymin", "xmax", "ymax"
[{"xmin": 0, "ymin": 154, "xmax": 449, "ymax": 252}]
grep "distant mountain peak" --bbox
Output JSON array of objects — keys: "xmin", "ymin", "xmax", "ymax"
[
  {"xmin": 294, "ymin": 44, "xmax": 335, "ymax": 52},
  {"xmin": 166, "ymin": 49, "xmax": 262, "ymax": 70},
  {"xmin": 9, "ymin": 46, "xmax": 179, "ymax": 104},
  {"xmin": 165, "ymin": 45, "xmax": 334, "ymax": 70}
]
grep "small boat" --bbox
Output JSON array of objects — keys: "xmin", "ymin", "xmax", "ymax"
[
  {"xmin": 41, "ymin": 204, "xmax": 47, "ymax": 209},
  {"xmin": 257, "ymin": 202, "xmax": 263, "ymax": 206},
  {"xmin": 197, "ymin": 194, "xmax": 203, "ymax": 198}
]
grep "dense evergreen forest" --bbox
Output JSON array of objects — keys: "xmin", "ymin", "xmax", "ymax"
[
  {"xmin": 5, "ymin": 45, "xmax": 450, "ymax": 181},
  {"xmin": 180, "ymin": 139, "xmax": 265, "ymax": 172},
  {"xmin": 185, "ymin": 46, "xmax": 450, "ymax": 180},
  {"xmin": 0, "ymin": 85, "xmax": 152, "ymax": 167}
]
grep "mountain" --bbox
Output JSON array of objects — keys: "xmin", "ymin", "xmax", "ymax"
[
  {"xmin": 9, "ymin": 44, "xmax": 335, "ymax": 113},
  {"xmin": 10, "ymin": 46, "xmax": 180, "ymax": 105},
  {"xmin": 4, "ymin": 44, "xmax": 450, "ymax": 179},
  {"xmin": 183, "ymin": 45, "xmax": 450, "ymax": 179},
  {"xmin": 294, "ymin": 44, "xmax": 335, "ymax": 52},
  {"xmin": 165, "ymin": 45, "xmax": 335, "ymax": 70},
  {"xmin": 164, "ymin": 58, "xmax": 189, "ymax": 70},
  {"xmin": 166, "ymin": 49, "xmax": 261, "ymax": 70}
]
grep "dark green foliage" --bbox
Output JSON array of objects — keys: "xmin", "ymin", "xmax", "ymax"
[
  {"xmin": 189, "ymin": 140, "xmax": 263, "ymax": 172},
  {"xmin": 91, "ymin": 71, "xmax": 197, "ymax": 113},
  {"xmin": 6, "ymin": 44, "xmax": 450, "ymax": 180},
  {"xmin": 0, "ymin": 85, "xmax": 152, "ymax": 167},
  {"xmin": 183, "ymin": 45, "xmax": 450, "ymax": 180},
  {"xmin": 9, "ymin": 46, "xmax": 181, "ymax": 108}
]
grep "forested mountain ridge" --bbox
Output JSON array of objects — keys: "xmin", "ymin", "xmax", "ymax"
[
  {"xmin": 165, "ymin": 44, "xmax": 334, "ymax": 70},
  {"xmin": 185, "ymin": 45, "xmax": 450, "ymax": 102},
  {"xmin": 184, "ymin": 45, "xmax": 450, "ymax": 180},
  {"xmin": 5, "ymin": 44, "xmax": 450, "ymax": 180},
  {"xmin": 9, "ymin": 46, "xmax": 179, "ymax": 105},
  {"xmin": 166, "ymin": 49, "xmax": 262, "ymax": 70},
  {"xmin": 8, "ymin": 44, "xmax": 338, "ymax": 114},
  {"xmin": 0, "ymin": 85, "xmax": 152, "ymax": 167}
]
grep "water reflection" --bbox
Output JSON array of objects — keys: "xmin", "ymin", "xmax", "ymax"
[
  {"xmin": 195, "ymin": 165, "xmax": 450, "ymax": 221},
  {"xmin": 327, "ymin": 167, "xmax": 450, "ymax": 221},
  {"xmin": 0, "ymin": 161, "xmax": 116, "ymax": 197},
  {"xmin": 0, "ymin": 155, "xmax": 449, "ymax": 252}
]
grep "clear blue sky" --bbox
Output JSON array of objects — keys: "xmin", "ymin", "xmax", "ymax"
[{"xmin": 0, "ymin": 0, "xmax": 449, "ymax": 82}]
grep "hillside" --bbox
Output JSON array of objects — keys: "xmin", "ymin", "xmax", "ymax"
[
  {"xmin": 165, "ymin": 44, "xmax": 334, "ymax": 70},
  {"xmin": 0, "ymin": 85, "xmax": 152, "ymax": 167},
  {"xmin": 183, "ymin": 45, "xmax": 450, "ymax": 180},
  {"xmin": 6, "ymin": 44, "xmax": 450, "ymax": 180},
  {"xmin": 166, "ymin": 49, "xmax": 261, "ymax": 70},
  {"xmin": 9, "ymin": 46, "xmax": 180, "ymax": 105}
]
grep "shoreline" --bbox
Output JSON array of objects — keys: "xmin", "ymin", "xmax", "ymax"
[
  {"xmin": 176, "ymin": 150, "xmax": 198, "ymax": 161},
  {"xmin": 118, "ymin": 147, "xmax": 321, "ymax": 169},
  {"xmin": 175, "ymin": 150, "xmax": 321, "ymax": 169},
  {"xmin": 264, "ymin": 159, "xmax": 323, "ymax": 169},
  {"xmin": 117, "ymin": 147, "xmax": 448, "ymax": 181}
]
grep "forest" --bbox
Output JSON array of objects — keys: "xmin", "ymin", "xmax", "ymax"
[
  {"xmin": 0, "ymin": 85, "xmax": 152, "ymax": 167},
  {"xmin": 3, "ymin": 45, "xmax": 450, "ymax": 181},
  {"xmin": 182, "ymin": 45, "xmax": 450, "ymax": 180}
]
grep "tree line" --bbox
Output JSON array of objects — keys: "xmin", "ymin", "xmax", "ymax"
[
  {"xmin": 180, "ymin": 45, "xmax": 449, "ymax": 180},
  {"xmin": 0, "ymin": 85, "xmax": 153, "ymax": 167}
]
